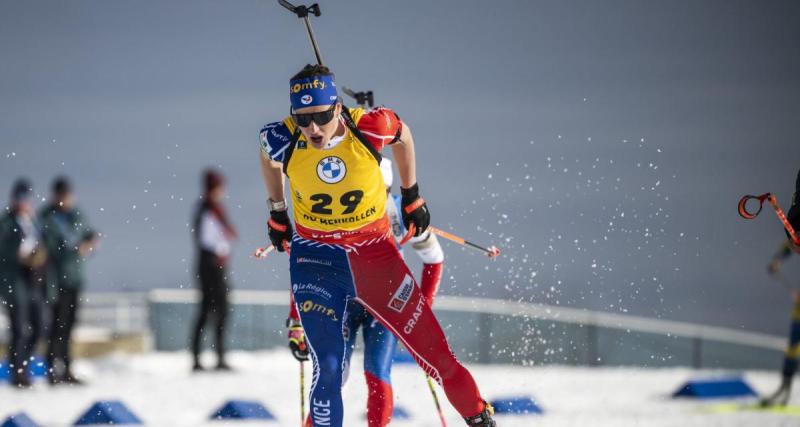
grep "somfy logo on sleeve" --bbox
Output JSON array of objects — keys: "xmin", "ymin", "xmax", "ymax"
[
  {"xmin": 388, "ymin": 274, "xmax": 415, "ymax": 313},
  {"xmin": 317, "ymin": 156, "xmax": 347, "ymax": 184}
]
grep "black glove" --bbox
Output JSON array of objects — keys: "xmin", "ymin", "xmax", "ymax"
[
  {"xmin": 268, "ymin": 210, "xmax": 293, "ymax": 252},
  {"xmin": 287, "ymin": 319, "xmax": 309, "ymax": 362},
  {"xmin": 401, "ymin": 183, "xmax": 430, "ymax": 237}
]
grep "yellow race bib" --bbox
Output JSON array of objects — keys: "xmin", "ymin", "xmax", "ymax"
[{"xmin": 284, "ymin": 108, "xmax": 386, "ymax": 233}]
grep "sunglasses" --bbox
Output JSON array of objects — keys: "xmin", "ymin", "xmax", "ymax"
[{"xmin": 291, "ymin": 104, "xmax": 337, "ymax": 127}]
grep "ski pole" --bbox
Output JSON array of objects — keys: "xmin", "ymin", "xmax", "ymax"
[
  {"xmin": 429, "ymin": 226, "xmax": 501, "ymax": 259},
  {"xmin": 399, "ymin": 225, "xmax": 500, "ymax": 258},
  {"xmin": 300, "ymin": 361, "xmax": 306, "ymax": 427},
  {"xmin": 426, "ymin": 375, "xmax": 448, "ymax": 427},
  {"xmin": 738, "ymin": 193, "xmax": 800, "ymax": 245},
  {"xmin": 278, "ymin": 0, "xmax": 325, "ymax": 66},
  {"xmin": 253, "ymin": 245, "xmax": 276, "ymax": 259}
]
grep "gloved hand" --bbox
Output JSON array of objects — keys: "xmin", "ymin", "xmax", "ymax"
[
  {"xmin": 268, "ymin": 210, "xmax": 293, "ymax": 252},
  {"xmin": 400, "ymin": 183, "xmax": 430, "ymax": 237},
  {"xmin": 287, "ymin": 319, "xmax": 309, "ymax": 362}
]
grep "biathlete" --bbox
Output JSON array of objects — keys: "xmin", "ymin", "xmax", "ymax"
[
  {"xmin": 286, "ymin": 158, "xmax": 445, "ymax": 426},
  {"xmin": 258, "ymin": 64, "xmax": 496, "ymax": 426},
  {"xmin": 761, "ymin": 168, "xmax": 800, "ymax": 407}
]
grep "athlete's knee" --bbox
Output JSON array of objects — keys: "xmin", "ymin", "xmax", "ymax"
[
  {"xmin": 363, "ymin": 347, "xmax": 394, "ymax": 383},
  {"xmin": 364, "ymin": 360, "xmax": 392, "ymax": 384},
  {"xmin": 317, "ymin": 352, "xmax": 343, "ymax": 373},
  {"xmin": 432, "ymin": 352, "xmax": 465, "ymax": 382},
  {"xmin": 315, "ymin": 353, "xmax": 345, "ymax": 386}
]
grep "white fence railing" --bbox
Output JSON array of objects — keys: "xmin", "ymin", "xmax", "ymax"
[
  {"xmin": 0, "ymin": 292, "xmax": 149, "ymax": 342},
  {"xmin": 147, "ymin": 289, "xmax": 786, "ymax": 369}
]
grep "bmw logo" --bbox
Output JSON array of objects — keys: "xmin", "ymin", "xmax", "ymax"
[
  {"xmin": 317, "ymin": 156, "xmax": 347, "ymax": 184},
  {"xmin": 301, "ymin": 94, "xmax": 313, "ymax": 105}
]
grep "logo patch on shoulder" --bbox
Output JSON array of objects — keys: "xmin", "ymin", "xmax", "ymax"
[
  {"xmin": 388, "ymin": 274, "xmax": 415, "ymax": 313},
  {"xmin": 317, "ymin": 156, "xmax": 347, "ymax": 184}
]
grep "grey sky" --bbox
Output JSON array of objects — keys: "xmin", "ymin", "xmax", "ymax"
[{"xmin": 1, "ymin": 0, "xmax": 799, "ymax": 334}]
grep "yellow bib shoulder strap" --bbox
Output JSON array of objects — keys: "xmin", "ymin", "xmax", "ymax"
[
  {"xmin": 341, "ymin": 108, "xmax": 381, "ymax": 165},
  {"xmin": 281, "ymin": 126, "xmax": 302, "ymax": 176},
  {"xmin": 280, "ymin": 107, "xmax": 380, "ymax": 177}
]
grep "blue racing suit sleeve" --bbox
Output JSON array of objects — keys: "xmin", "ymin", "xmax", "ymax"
[{"xmin": 258, "ymin": 121, "xmax": 293, "ymax": 163}]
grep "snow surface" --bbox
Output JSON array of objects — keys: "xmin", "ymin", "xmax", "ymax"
[{"xmin": 0, "ymin": 350, "xmax": 798, "ymax": 427}]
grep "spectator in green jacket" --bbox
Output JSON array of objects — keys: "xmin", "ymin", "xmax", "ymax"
[
  {"xmin": 0, "ymin": 178, "xmax": 47, "ymax": 388},
  {"xmin": 38, "ymin": 176, "xmax": 98, "ymax": 385}
]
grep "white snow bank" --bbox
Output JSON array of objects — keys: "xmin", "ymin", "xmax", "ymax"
[{"xmin": 0, "ymin": 350, "xmax": 796, "ymax": 426}]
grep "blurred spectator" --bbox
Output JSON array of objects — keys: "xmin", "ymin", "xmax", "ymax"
[
  {"xmin": 39, "ymin": 176, "xmax": 98, "ymax": 385},
  {"xmin": 0, "ymin": 178, "xmax": 48, "ymax": 388},
  {"xmin": 191, "ymin": 169, "xmax": 237, "ymax": 371}
]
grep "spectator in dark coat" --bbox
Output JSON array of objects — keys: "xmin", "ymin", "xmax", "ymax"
[
  {"xmin": 191, "ymin": 170, "xmax": 237, "ymax": 371},
  {"xmin": 38, "ymin": 176, "xmax": 98, "ymax": 385},
  {"xmin": 0, "ymin": 178, "xmax": 47, "ymax": 388}
]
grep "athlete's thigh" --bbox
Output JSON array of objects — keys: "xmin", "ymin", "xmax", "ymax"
[
  {"xmin": 349, "ymin": 239, "xmax": 445, "ymax": 359},
  {"xmin": 290, "ymin": 241, "xmax": 356, "ymax": 358}
]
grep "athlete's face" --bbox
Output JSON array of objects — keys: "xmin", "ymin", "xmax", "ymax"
[{"xmin": 294, "ymin": 103, "xmax": 343, "ymax": 149}]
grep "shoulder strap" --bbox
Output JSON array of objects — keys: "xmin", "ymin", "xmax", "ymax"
[
  {"xmin": 281, "ymin": 126, "xmax": 303, "ymax": 177},
  {"xmin": 341, "ymin": 107, "xmax": 382, "ymax": 165}
]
